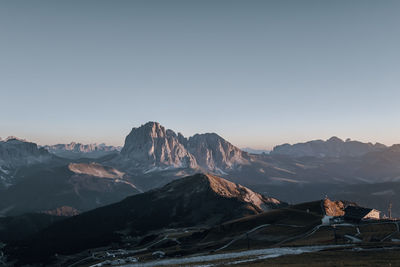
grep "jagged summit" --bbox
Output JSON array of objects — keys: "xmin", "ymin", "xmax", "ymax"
[
  {"xmin": 120, "ymin": 122, "xmax": 197, "ymax": 169},
  {"xmin": 3, "ymin": 136, "xmax": 28, "ymax": 143},
  {"xmin": 327, "ymin": 136, "xmax": 343, "ymax": 143},
  {"xmin": 187, "ymin": 133, "xmax": 247, "ymax": 171},
  {"xmin": 119, "ymin": 122, "xmax": 248, "ymax": 173}
]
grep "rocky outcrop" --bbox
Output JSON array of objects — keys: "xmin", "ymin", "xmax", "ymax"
[
  {"xmin": 119, "ymin": 122, "xmax": 248, "ymax": 173},
  {"xmin": 271, "ymin": 137, "xmax": 386, "ymax": 158},
  {"xmin": 202, "ymin": 174, "xmax": 282, "ymax": 210},
  {"xmin": 323, "ymin": 198, "xmax": 345, "ymax": 216},
  {"xmin": 187, "ymin": 133, "xmax": 248, "ymax": 172},
  {"xmin": 120, "ymin": 122, "xmax": 197, "ymax": 169}
]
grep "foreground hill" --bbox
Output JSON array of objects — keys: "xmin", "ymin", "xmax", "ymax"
[
  {"xmin": 0, "ymin": 213, "xmax": 65, "ymax": 243},
  {"xmin": 7, "ymin": 174, "xmax": 285, "ymax": 263}
]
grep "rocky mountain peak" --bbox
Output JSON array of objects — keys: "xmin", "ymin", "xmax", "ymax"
[
  {"xmin": 0, "ymin": 138, "xmax": 53, "ymax": 187},
  {"xmin": 327, "ymin": 136, "xmax": 344, "ymax": 143},
  {"xmin": 0, "ymin": 138, "xmax": 50, "ymax": 168},
  {"xmin": 120, "ymin": 122, "xmax": 197, "ymax": 169},
  {"xmin": 187, "ymin": 133, "xmax": 248, "ymax": 172},
  {"xmin": 4, "ymin": 136, "xmax": 28, "ymax": 143},
  {"xmin": 119, "ymin": 122, "xmax": 248, "ymax": 173}
]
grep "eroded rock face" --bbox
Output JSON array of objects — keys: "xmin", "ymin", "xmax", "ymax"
[
  {"xmin": 204, "ymin": 174, "xmax": 282, "ymax": 211},
  {"xmin": 187, "ymin": 133, "xmax": 248, "ymax": 172},
  {"xmin": 120, "ymin": 122, "xmax": 197, "ymax": 169},
  {"xmin": 323, "ymin": 198, "xmax": 345, "ymax": 216},
  {"xmin": 119, "ymin": 122, "xmax": 248, "ymax": 173}
]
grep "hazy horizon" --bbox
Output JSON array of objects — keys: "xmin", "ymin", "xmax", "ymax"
[
  {"xmin": 2, "ymin": 0, "xmax": 400, "ymax": 149},
  {"xmin": 0, "ymin": 122, "xmax": 397, "ymax": 150}
]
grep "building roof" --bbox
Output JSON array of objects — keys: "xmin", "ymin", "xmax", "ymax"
[{"xmin": 344, "ymin": 206, "xmax": 374, "ymax": 220}]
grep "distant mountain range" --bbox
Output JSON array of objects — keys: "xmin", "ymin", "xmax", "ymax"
[
  {"xmin": 2, "ymin": 122, "xmax": 400, "ymax": 218},
  {"xmin": 271, "ymin": 136, "xmax": 386, "ymax": 158},
  {"xmin": 241, "ymin": 147, "xmax": 270, "ymax": 154},
  {"xmin": 42, "ymin": 142, "xmax": 121, "ymax": 159}
]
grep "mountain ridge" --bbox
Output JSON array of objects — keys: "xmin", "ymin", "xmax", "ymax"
[
  {"xmin": 271, "ymin": 136, "xmax": 386, "ymax": 158},
  {"xmin": 118, "ymin": 122, "xmax": 248, "ymax": 173},
  {"xmin": 0, "ymin": 138, "xmax": 54, "ymax": 188},
  {"xmin": 43, "ymin": 142, "xmax": 121, "ymax": 159}
]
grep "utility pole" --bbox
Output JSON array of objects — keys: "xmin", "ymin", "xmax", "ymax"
[
  {"xmin": 333, "ymin": 225, "xmax": 337, "ymax": 244},
  {"xmin": 389, "ymin": 202, "xmax": 393, "ymax": 219}
]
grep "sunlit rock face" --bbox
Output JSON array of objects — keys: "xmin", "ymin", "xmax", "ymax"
[
  {"xmin": 202, "ymin": 173, "xmax": 282, "ymax": 211},
  {"xmin": 68, "ymin": 163, "xmax": 125, "ymax": 179},
  {"xmin": 119, "ymin": 122, "xmax": 248, "ymax": 173},
  {"xmin": 187, "ymin": 133, "xmax": 248, "ymax": 172},
  {"xmin": 120, "ymin": 122, "xmax": 197, "ymax": 169}
]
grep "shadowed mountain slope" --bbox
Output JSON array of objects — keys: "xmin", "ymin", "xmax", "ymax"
[
  {"xmin": 8, "ymin": 174, "xmax": 285, "ymax": 263},
  {"xmin": 0, "ymin": 163, "xmax": 140, "ymax": 216},
  {"xmin": 0, "ymin": 138, "xmax": 55, "ymax": 188}
]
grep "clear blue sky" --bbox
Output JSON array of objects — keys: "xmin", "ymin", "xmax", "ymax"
[{"xmin": 1, "ymin": 0, "xmax": 400, "ymax": 149}]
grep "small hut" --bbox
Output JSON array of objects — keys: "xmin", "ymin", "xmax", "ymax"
[{"xmin": 344, "ymin": 206, "xmax": 380, "ymax": 222}]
